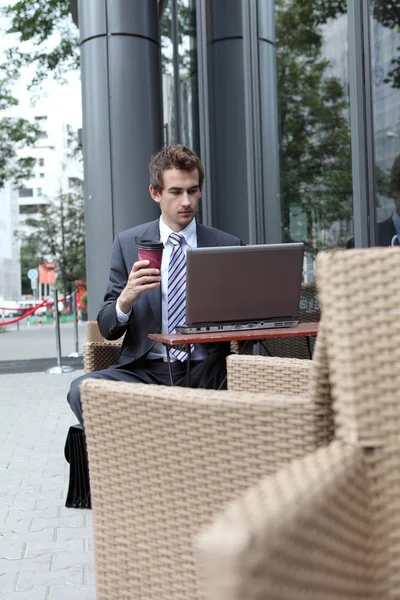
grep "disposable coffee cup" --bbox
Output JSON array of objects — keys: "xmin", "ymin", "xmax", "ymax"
[{"xmin": 137, "ymin": 240, "xmax": 164, "ymax": 270}]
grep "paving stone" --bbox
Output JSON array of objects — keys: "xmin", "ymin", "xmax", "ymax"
[
  {"xmin": 6, "ymin": 506, "xmax": 59, "ymax": 524},
  {"xmin": 1, "ymin": 371, "xmax": 93, "ymax": 598},
  {"xmin": 0, "ymin": 553, "xmax": 52, "ymax": 573},
  {"xmin": 0, "ymin": 570, "xmax": 19, "ymax": 592},
  {"xmin": 17, "ymin": 565, "xmax": 85, "ymax": 590},
  {"xmin": 52, "ymin": 550, "xmax": 95, "ymax": 571},
  {"xmin": 0, "ymin": 587, "xmax": 48, "ymax": 600},
  {"xmin": 0, "ymin": 528, "xmax": 55, "ymax": 546},
  {"xmin": 48, "ymin": 583, "xmax": 96, "ymax": 599},
  {"xmin": 25, "ymin": 538, "xmax": 84, "ymax": 558},
  {"xmin": 0, "ymin": 543, "xmax": 26, "ymax": 560}
]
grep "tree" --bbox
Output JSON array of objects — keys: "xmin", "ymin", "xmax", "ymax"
[
  {"xmin": 19, "ymin": 238, "xmax": 43, "ymax": 295},
  {"xmin": 20, "ymin": 190, "xmax": 86, "ymax": 295},
  {"xmin": 276, "ymin": 0, "xmax": 353, "ymax": 252}
]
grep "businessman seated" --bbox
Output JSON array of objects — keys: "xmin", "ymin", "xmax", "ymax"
[{"xmin": 67, "ymin": 144, "xmax": 242, "ymax": 426}]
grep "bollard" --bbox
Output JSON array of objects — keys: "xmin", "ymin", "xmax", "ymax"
[
  {"xmin": 46, "ymin": 287, "xmax": 75, "ymax": 374},
  {"xmin": 68, "ymin": 290, "xmax": 82, "ymax": 358}
]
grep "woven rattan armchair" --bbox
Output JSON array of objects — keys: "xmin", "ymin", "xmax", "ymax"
[
  {"xmin": 80, "ymin": 337, "xmax": 332, "ymax": 599},
  {"xmin": 198, "ymin": 247, "xmax": 400, "ymax": 599}
]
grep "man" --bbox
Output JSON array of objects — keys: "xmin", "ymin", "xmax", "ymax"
[
  {"xmin": 377, "ymin": 153, "xmax": 400, "ymax": 246},
  {"xmin": 68, "ymin": 145, "xmax": 241, "ymax": 425},
  {"xmin": 347, "ymin": 154, "xmax": 400, "ymax": 248}
]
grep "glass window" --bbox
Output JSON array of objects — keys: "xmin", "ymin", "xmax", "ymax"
[
  {"xmin": 276, "ymin": 1, "xmax": 353, "ymax": 277},
  {"xmin": 18, "ymin": 188, "xmax": 33, "ymax": 198},
  {"xmin": 36, "ymin": 188, "xmax": 42, "ymax": 197},
  {"xmin": 177, "ymin": 0, "xmax": 200, "ymax": 153},
  {"xmin": 38, "ymin": 158, "xmax": 44, "ymax": 167},
  {"xmin": 36, "ymin": 131, "xmax": 48, "ymax": 139},
  {"xmin": 371, "ymin": 0, "xmax": 400, "ymax": 247},
  {"xmin": 19, "ymin": 204, "xmax": 42, "ymax": 215},
  {"xmin": 161, "ymin": 0, "xmax": 175, "ymax": 144},
  {"xmin": 40, "ymin": 173, "xmax": 45, "ymax": 179}
]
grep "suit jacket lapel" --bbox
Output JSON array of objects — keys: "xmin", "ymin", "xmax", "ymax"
[
  {"xmin": 196, "ymin": 222, "xmax": 220, "ymax": 248},
  {"xmin": 135, "ymin": 219, "xmax": 162, "ymax": 327}
]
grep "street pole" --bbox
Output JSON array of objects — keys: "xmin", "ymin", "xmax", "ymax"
[
  {"xmin": 68, "ymin": 290, "xmax": 82, "ymax": 358},
  {"xmin": 46, "ymin": 286, "xmax": 74, "ymax": 374}
]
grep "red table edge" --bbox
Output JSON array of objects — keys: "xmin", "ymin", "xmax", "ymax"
[{"xmin": 148, "ymin": 322, "xmax": 319, "ymax": 346}]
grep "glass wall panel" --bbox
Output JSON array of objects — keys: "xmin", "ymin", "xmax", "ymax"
[
  {"xmin": 161, "ymin": 0, "xmax": 175, "ymax": 145},
  {"xmin": 177, "ymin": 0, "xmax": 200, "ymax": 153},
  {"xmin": 371, "ymin": 0, "xmax": 400, "ymax": 246},
  {"xmin": 276, "ymin": 1, "xmax": 353, "ymax": 277}
]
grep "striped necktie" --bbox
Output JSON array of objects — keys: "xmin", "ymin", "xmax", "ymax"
[{"xmin": 167, "ymin": 232, "xmax": 191, "ymax": 361}]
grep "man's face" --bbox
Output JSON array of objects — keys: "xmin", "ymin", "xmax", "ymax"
[{"xmin": 149, "ymin": 168, "xmax": 202, "ymax": 232}]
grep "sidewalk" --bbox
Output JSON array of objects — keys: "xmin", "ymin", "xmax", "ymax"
[{"xmin": 0, "ymin": 370, "xmax": 95, "ymax": 600}]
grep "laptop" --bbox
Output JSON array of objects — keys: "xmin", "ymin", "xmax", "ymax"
[{"xmin": 176, "ymin": 243, "xmax": 305, "ymax": 333}]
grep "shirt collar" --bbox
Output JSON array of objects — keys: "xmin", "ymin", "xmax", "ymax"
[{"xmin": 159, "ymin": 216, "xmax": 197, "ymax": 246}]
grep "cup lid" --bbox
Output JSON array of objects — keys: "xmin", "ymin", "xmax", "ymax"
[{"xmin": 137, "ymin": 239, "xmax": 164, "ymax": 250}]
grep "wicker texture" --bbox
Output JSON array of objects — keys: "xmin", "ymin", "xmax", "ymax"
[
  {"xmin": 227, "ymin": 354, "xmax": 311, "ymax": 395},
  {"xmin": 81, "ymin": 380, "xmax": 332, "ymax": 600},
  {"xmin": 83, "ymin": 321, "xmax": 123, "ymax": 373},
  {"xmin": 197, "ymin": 441, "xmax": 386, "ymax": 600},
  {"xmin": 316, "ymin": 248, "xmax": 400, "ymax": 596}
]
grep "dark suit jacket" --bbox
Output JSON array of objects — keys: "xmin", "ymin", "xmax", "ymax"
[
  {"xmin": 377, "ymin": 216, "xmax": 397, "ymax": 246},
  {"xmin": 97, "ymin": 219, "xmax": 241, "ymax": 365},
  {"xmin": 346, "ymin": 216, "xmax": 397, "ymax": 248}
]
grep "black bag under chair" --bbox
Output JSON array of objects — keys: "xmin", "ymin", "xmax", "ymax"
[{"xmin": 64, "ymin": 424, "xmax": 91, "ymax": 508}]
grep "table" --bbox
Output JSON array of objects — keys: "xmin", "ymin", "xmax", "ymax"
[{"xmin": 149, "ymin": 322, "xmax": 319, "ymax": 386}]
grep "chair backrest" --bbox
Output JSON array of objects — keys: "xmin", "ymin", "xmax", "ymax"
[
  {"xmin": 86, "ymin": 320, "xmax": 124, "ymax": 345},
  {"xmin": 197, "ymin": 441, "xmax": 386, "ymax": 600},
  {"xmin": 198, "ymin": 248, "xmax": 399, "ymax": 599},
  {"xmin": 315, "ymin": 247, "xmax": 400, "ymax": 595},
  {"xmin": 81, "ymin": 381, "xmax": 330, "ymax": 600}
]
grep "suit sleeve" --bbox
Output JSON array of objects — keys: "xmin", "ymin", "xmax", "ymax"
[{"xmin": 97, "ymin": 234, "xmax": 133, "ymax": 340}]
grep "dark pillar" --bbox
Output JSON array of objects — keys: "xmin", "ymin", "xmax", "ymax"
[
  {"xmin": 78, "ymin": 0, "xmax": 163, "ymax": 319},
  {"xmin": 199, "ymin": 0, "xmax": 280, "ymax": 244}
]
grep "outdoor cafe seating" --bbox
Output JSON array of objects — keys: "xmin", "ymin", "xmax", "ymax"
[{"xmin": 79, "ymin": 246, "xmax": 400, "ymax": 599}]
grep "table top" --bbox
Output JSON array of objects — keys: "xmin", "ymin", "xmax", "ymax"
[{"xmin": 148, "ymin": 322, "xmax": 319, "ymax": 346}]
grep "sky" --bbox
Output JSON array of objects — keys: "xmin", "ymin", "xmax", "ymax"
[{"xmin": 0, "ymin": 0, "xmax": 82, "ymax": 128}]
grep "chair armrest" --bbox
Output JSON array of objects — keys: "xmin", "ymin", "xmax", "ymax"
[
  {"xmin": 197, "ymin": 441, "xmax": 384, "ymax": 599},
  {"xmin": 227, "ymin": 354, "xmax": 311, "ymax": 395},
  {"xmin": 83, "ymin": 342, "xmax": 122, "ymax": 373}
]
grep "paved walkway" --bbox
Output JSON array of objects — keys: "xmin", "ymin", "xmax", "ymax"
[{"xmin": 0, "ymin": 371, "xmax": 95, "ymax": 600}]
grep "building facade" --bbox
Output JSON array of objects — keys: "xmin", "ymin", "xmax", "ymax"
[
  {"xmin": 0, "ymin": 91, "xmax": 83, "ymax": 300},
  {"xmin": 76, "ymin": 0, "xmax": 400, "ymax": 317}
]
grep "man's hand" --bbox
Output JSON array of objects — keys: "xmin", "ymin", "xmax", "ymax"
[{"xmin": 118, "ymin": 260, "xmax": 161, "ymax": 314}]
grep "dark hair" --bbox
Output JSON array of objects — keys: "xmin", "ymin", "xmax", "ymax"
[
  {"xmin": 389, "ymin": 154, "xmax": 400, "ymax": 198},
  {"xmin": 149, "ymin": 145, "xmax": 204, "ymax": 192}
]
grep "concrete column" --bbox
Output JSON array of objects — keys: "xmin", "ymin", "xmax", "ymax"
[
  {"xmin": 203, "ymin": 0, "xmax": 280, "ymax": 244},
  {"xmin": 78, "ymin": 0, "xmax": 163, "ymax": 318}
]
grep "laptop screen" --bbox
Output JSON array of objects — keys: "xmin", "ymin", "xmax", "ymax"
[{"xmin": 185, "ymin": 243, "xmax": 304, "ymax": 325}]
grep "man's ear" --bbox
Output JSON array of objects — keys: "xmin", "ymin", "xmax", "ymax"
[{"xmin": 149, "ymin": 184, "xmax": 161, "ymax": 204}]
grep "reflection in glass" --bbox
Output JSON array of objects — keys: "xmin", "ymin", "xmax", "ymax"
[
  {"xmin": 276, "ymin": 0, "xmax": 353, "ymax": 270},
  {"xmin": 160, "ymin": 0, "xmax": 199, "ymax": 151},
  {"xmin": 178, "ymin": 0, "xmax": 200, "ymax": 153},
  {"xmin": 161, "ymin": 0, "xmax": 175, "ymax": 145},
  {"xmin": 371, "ymin": 0, "xmax": 400, "ymax": 246}
]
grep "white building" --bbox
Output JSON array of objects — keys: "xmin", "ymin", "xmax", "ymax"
[
  {"xmin": 0, "ymin": 90, "xmax": 83, "ymax": 300},
  {"xmin": 0, "ymin": 182, "xmax": 20, "ymax": 300}
]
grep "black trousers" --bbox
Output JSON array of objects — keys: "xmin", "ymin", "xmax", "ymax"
[{"xmin": 67, "ymin": 351, "xmax": 228, "ymax": 426}]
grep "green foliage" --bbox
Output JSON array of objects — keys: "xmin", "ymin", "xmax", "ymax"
[
  {"xmin": 19, "ymin": 238, "xmax": 43, "ymax": 295},
  {"xmin": 20, "ymin": 190, "xmax": 86, "ymax": 295},
  {"xmin": 2, "ymin": 0, "xmax": 79, "ymax": 88},
  {"xmin": 276, "ymin": 0, "xmax": 353, "ymax": 252}
]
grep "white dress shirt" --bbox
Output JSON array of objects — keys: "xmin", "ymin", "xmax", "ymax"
[{"xmin": 116, "ymin": 216, "xmax": 207, "ymax": 360}]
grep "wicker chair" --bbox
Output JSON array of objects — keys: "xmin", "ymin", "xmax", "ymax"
[
  {"xmin": 80, "ymin": 323, "xmax": 332, "ymax": 599},
  {"xmin": 198, "ymin": 247, "xmax": 400, "ymax": 599}
]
